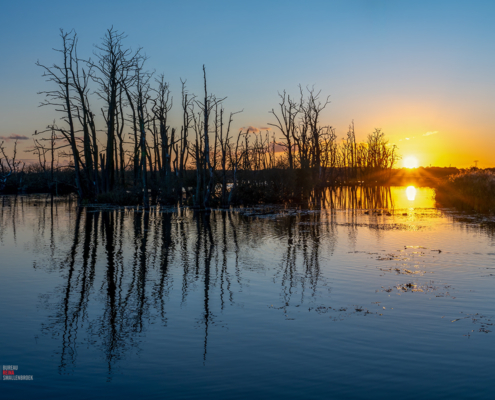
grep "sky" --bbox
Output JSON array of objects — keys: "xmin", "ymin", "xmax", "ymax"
[{"xmin": 0, "ymin": 0, "xmax": 494, "ymax": 168}]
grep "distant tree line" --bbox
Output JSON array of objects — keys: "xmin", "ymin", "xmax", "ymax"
[{"xmin": 0, "ymin": 28, "xmax": 401, "ymax": 206}]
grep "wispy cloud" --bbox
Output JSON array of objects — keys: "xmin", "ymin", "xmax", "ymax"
[
  {"xmin": 0, "ymin": 134, "xmax": 29, "ymax": 141},
  {"xmin": 240, "ymin": 126, "xmax": 259, "ymax": 133},
  {"xmin": 398, "ymin": 131, "xmax": 437, "ymax": 142}
]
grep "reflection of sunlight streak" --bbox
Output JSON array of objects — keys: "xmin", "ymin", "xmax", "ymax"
[{"xmin": 406, "ymin": 186, "xmax": 416, "ymax": 201}]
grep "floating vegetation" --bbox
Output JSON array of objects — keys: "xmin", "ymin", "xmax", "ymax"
[
  {"xmin": 378, "ymin": 267, "xmax": 430, "ymax": 276},
  {"xmin": 445, "ymin": 313, "xmax": 494, "ymax": 337},
  {"xmin": 336, "ymin": 222, "xmax": 425, "ymax": 231},
  {"xmin": 377, "ymin": 281, "xmax": 457, "ymax": 299}
]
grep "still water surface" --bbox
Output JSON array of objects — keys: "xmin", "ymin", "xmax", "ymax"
[{"xmin": 1, "ymin": 187, "xmax": 494, "ymax": 399}]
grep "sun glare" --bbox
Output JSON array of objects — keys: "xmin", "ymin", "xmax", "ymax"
[
  {"xmin": 403, "ymin": 156, "xmax": 418, "ymax": 169},
  {"xmin": 406, "ymin": 186, "xmax": 417, "ymax": 201}
]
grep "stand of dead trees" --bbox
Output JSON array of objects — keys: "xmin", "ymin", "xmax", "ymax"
[{"xmin": 0, "ymin": 28, "xmax": 400, "ymax": 206}]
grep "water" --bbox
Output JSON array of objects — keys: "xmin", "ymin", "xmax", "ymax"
[{"xmin": 1, "ymin": 187, "xmax": 494, "ymax": 399}]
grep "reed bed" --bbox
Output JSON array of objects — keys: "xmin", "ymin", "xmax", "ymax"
[{"xmin": 435, "ymin": 169, "xmax": 495, "ymax": 213}]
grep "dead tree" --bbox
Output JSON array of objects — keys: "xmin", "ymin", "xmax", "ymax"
[
  {"xmin": 194, "ymin": 66, "xmax": 226, "ymax": 208},
  {"xmin": 0, "ymin": 141, "xmax": 12, "ymax": 190},
  {"xmin": 299, "ymin": 86, "xmax": 331, "ymax": 181},
  {"xmin": 36, "ymin": 29, "xmax": 84, "ymax": 199},
  {"xmin": 217, "ymin": 107, "xmax": 242, "ymax": 207},
  {"xmin": 32, "ymin": 122, "xmax": 69, "ymax": 194},
  {"xmin": 130, "ymin": 61, "xmax": 153, "ymax": 207},
  {"xmin": 151, "ymin": 74, "xmax": 174, "ymax": 195},
  {"xmin": 0, "ymin": 140, "xmax": 26, "ymax": 191},
  {"xmin": 90, "ymin": 27, "xmax": 140, "ymax": 192},
  {"xmin": 227, "ymin": 131, "xmax": 247, "ymax": 205},
  {"xmin": 176, "ymin": 80, "xmax": 193, "ymax": 204},
  {"xmin": 268, "ymin": 91, "xmax": 299, "ymax": 170},
  {"xmin": 68, "ymin": 34, "xmax": 99, "ymax": 195}
]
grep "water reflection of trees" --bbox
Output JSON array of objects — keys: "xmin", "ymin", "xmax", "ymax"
[
  {"xmin": 30, "ymin": 202, "xmax": 329, "ymax": 374},
  {"xmin": 320, "ymin": 186, "xmax": 395, "ymax": 210},
  {"xmin": 1, "ymin": 192, "xmax": 494, "ymax": 375},
  {"xmin": 274, "ymin": 212, "xmax": 330, "ymax": 313}
]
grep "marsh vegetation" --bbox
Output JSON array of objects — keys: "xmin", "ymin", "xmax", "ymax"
[{"xmin": 435, "ymin": 169, "xmax": 495, "ymax": 213}]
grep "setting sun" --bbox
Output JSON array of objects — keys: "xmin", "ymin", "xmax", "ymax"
[{"xmin": 403, "ymin": 156, "xmax": 419, "ymax": 169}]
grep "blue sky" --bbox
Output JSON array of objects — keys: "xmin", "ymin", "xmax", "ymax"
[{"xmin": 1, "ymin": 0, "xmax": 494, "ymax": 167}]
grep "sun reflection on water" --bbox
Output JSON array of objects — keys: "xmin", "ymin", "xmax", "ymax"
[
  {"xmin": 320, "ymin": 186, "xmax": 436, "ymax": 210},
  {"xmin": 406, "ymin": 186, "xmax": 417, "ymax": 201},
  {"xmin": 389, "ymin": 186, "xmax": 436, "ymax": 209}
]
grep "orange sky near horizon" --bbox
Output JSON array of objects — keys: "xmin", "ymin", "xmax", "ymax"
[{"xmin": 0, "ymin": 109, "xmax": 491, "ymax": 169}]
